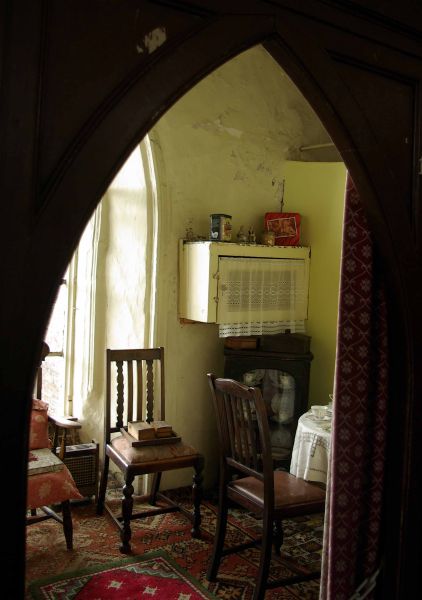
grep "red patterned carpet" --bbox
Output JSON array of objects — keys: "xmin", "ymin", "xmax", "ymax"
[
  {"xmin": 26, "ymin": 487, "xmax": 324, "ymax": 599},
  {"xmin": 28, "ymin": 551, "xmax": 215, "ymax": 599}
]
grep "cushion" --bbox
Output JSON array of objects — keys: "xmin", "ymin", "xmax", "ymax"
[
  {"xmin": 29, "ymin": 399, "xmax": 50, "ymax": 450},
  {"xmin": 109, "ymin": 435, "xmax": 200, "ymax": 468},
  {"xmin": 27, "ymin": 464, "xmax": 83, "ymax": 509}
]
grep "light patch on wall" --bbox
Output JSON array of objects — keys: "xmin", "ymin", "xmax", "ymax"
[
  {"xmin": 193, "ymin": 117, "xmax": 243, "ymax": 139},
  {"xmin": 214, "ymin": 118, "xmax": 243, "ymax": 139},
  {"xmin": 137, "ymin": 27, "xmax": 167, "ymax": 54},
  {"xmin": 110, "ymin": 147, "xmax": 145, "ymax": 191}
]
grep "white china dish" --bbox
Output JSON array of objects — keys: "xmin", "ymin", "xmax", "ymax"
[{"xmin": 311, "ymin": 405, "xmax": 328, "ymax": 419}]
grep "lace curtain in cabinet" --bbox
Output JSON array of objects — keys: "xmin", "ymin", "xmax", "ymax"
[{"xmin": 217, "ymin": 256, "xmax": 308, "ymax": 337}]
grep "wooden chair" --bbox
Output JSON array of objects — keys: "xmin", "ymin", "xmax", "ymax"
[
  {"xmin": 207, "ymin": 374, "xmax": 326, "ymax": 600},
  {"xmin": 27, "ymin": 342, "xmax": 83, "ymax": 549},
  {"xmin": 97, "ymin": 347, "xmax": 204, "ymax": 553}
]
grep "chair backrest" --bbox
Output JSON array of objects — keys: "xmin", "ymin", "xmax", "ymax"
[
  {"xmin": 35, "ymin": 341, "xmax": 50, "ymax": 400},
  {"xmin": 105, "ymin": 348, "xmax": 166, "ymax": 442},
  {"xmin": 31, "ymin": 342, "xmax": 51, "ymax": 450},
  {"xmin": 207, "ymin": 374, "xmax": 274, "ymax": 487}
]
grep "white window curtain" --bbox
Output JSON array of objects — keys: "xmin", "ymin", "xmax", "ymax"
[{"xmin": 217, "ymin": 257, "xmax": 307, "ymax": 337}]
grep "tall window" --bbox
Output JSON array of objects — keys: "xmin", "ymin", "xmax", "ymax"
[
  {"xmin": 40, "ymin": 138, "xmax": 158, "ymax": 419},
  {"xmin": 42, "ymin": 274, "xmax": 71, "ymax": 415}
]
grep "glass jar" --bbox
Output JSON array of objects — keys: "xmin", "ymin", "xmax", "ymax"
[
  {"xmin": 210, "ymin": 214, "xmax": 232, "ymax": 241},
  {"xmin": 261, "ymin": 230, "xmax": 275, "ymax": 246}
]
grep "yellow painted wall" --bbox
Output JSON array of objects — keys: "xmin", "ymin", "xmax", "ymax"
[
  {"xmin": 283, "ymin": 161, "xmax": 347, "ymax": 407},
  {"xmin": 150, "ymin": 47, "xmax": 345, "ymax": 489}
]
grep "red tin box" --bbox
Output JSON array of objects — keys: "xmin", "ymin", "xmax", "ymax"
[{"xmin": 264, "ymin": 212, "xmax": 301, "ymax": 246}]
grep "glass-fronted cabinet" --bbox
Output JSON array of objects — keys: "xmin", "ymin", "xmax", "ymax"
[{"xmin": 224, "ymin": 333, "xmax": 312, "ymax": 470}]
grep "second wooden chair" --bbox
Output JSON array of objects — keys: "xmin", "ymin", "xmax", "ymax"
[{"xmin": 207, "ymin": 374, "xmax": 326, "ymax": 600}]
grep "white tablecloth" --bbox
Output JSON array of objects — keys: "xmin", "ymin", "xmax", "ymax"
[{"xmin": 289, "ymin": 410, "xmax": 331, "ymax": 484}]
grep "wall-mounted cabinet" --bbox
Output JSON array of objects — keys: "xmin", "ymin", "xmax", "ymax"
[{"xmin": 178, "ymin": 240, "xmax": 310, "ymax": 324}]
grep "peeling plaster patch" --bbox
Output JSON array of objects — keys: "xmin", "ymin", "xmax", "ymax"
[
  {"xmin": 214, "ymin": 117, "xmax": 242, "ymax": 138},
  {"xmin": 137, "ymin": 27, "xmax": 167, "ymax": 54},
  {"xmin": 256, "ymin": 162, "xmax": 271, "ymax": 174},
  {"xmin": 234, "ymin": 171, "xmax": 247, "ymax": 181},
  {"xmin": 192, "ymin": 120, "xmax": 210, "ymax": 131}
]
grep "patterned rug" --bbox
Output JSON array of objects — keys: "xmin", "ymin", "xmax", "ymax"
[
  {"xmin": 26, "ymin": 486, "xmax": 324, "ymax": 599},
  {"xmin": 28, "ymin": 550, "xmax": 215, "ymax": 599}
]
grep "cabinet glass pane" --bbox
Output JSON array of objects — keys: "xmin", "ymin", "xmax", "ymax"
[{"xmin": 242, "ymin": 369, "xmax": 296, "ymax": 459}]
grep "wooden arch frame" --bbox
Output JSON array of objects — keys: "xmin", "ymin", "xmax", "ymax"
[{"xmin": 1, "ymin": 3, "xmax": 421, "ymax": 598}]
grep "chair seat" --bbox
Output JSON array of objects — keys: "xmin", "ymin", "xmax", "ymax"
[
  {"xmin": 229, "ymin": 470, "xmax": 326, "ymax": 515},
  {"xmin": 27, "ymin": 464, "xmax": 83, "ymax": 510},
  {"xmin": 108, "ymin": 434, "xmax": 201, "ymax": 469}
]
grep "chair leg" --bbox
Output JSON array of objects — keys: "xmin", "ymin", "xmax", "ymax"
[
  {"xmin": 191, "ymin": 456, "xmax": 203, "ymax": 539},
  {"xmin": 150, "ymin": 472, "xmax": 162, "ymax": 505},
  {"xmin": 253, "ymin": 510, "xmax": 273, "ymax": 600},
  {"xmin": 96, "ymin": 453, "xmax": 109, "ymax": 515},
  {"xmin": 120, "ymin": 473, "xmax": 135, "ymax": 554},
  {"xmin": 61, "ymin": 500, "xmax": 73, "ymax": 550},
  {"xmin": 207, "ymin": 481, "xmax": 228, "ymax": 581},
  {"xmin": 273, "ymin": 519, "xmax": 283, "ymax": 556}
]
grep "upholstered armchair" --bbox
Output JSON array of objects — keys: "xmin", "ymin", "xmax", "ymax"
[{"xmin": 26, "ymin": 345, "xmax": 83, "ymax": 549}]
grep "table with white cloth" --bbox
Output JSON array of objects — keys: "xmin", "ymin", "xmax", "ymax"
[{"xmin": 289, "ymin": 410, "xmax": 332, "ymax": 484}]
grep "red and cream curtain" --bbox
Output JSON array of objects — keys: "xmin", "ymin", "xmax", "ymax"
[{"xmin": 320, "ymin": 175, "xmax": 388, "ymax": 599}]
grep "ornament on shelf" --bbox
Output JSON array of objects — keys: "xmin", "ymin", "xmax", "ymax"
[
  {"xmin": 237, "ymin": 225, "xmax": 248, "ymax": 243},
  {"xmin": 248, "ymin": 225, "xmax": 256, "ymax": 244},
  {"xmin": 185, "ymin": 226, "xmax": 195, "ymax": 241}
]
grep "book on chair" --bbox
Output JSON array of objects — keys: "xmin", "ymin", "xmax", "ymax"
[
  {"xmin": 151, "ymin": 421, "xmax": 173, "ymax": 438},
  {"xmin": 127, "ymin": 421, "xmax": 156, "ymax": 441}
]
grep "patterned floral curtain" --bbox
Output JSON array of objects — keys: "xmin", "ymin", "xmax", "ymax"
[{"xmin": 320, "ymin": 175, "xmax": 388, "ymax": 599}]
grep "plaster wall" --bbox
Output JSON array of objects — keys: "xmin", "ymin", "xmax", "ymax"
[{"xmin": 150, "ymin": 46, "xmax": 343, "ymax": 489}]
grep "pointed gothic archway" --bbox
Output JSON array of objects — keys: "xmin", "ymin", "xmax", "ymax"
[{"xmin": 1, "ymin": 3, "xmax": 421, "ymax": 598}]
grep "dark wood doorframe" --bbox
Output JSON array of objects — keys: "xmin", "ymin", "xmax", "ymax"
[{"xmin": 1, "ymin": 3, "xmax": 421, "ymax": 597}]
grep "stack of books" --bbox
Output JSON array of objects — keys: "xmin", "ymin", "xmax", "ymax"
[
  {"xmin": 127, "ymin": 421, "xmax": 156, "ymax": 441},
  {"xmin": 127, "ymin": 420, "xmax": 174, "ymax": 441}
]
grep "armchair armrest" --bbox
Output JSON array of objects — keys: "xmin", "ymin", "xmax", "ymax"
[{"xmin": 49, "ymin": 415, "xmax": 82, "ymax": 430}]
